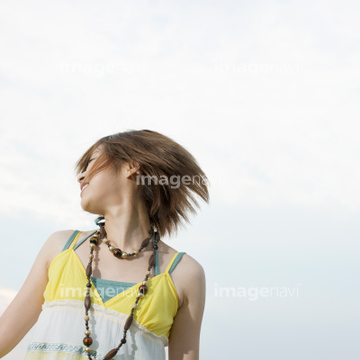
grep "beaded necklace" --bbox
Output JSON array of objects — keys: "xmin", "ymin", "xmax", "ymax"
[{"xmin": 82, "ymin": 217, "xmax": 159, "ymax": 360}]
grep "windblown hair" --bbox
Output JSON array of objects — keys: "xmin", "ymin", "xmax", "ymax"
[{"xmin": 75, "ymin": 129, "xmax": 210, "ymax": 238}]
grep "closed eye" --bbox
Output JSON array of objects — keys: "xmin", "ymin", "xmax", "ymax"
[{"xmin": 83, "ymin": 158, "xmax": 94, "ymax": 172}]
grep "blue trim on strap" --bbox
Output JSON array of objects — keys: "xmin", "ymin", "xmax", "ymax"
[
  {"xmin": 61, "ymin": 230, "xmax": 81, "ymax": 252},
  {"xmin": 168, "ymin": 252, "xmax": 186, "ymax": 274},
  {"xmin": 155, "ymin": 251, "xmax": 159, "ymax": 276},
  {"xmin": 73, "ymin": 230, "xmax": 98, "ymax": 250}
]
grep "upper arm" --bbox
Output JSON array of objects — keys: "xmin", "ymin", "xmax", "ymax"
[
  {"xmin": 0, "ymin": 230, "xmax": 73, "ymax": 358},
  {"xmin": 168, "ymin": 256, "xmax": 206, "ymax": 360}
]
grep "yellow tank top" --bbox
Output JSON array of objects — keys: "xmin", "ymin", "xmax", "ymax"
[
  {"xmin": 25, "ymin": 231, "xmax": 185, "ymax": 360},
  {"xmin": 45, "ymin": 231, "xmax": 183, "ymax": 339}
]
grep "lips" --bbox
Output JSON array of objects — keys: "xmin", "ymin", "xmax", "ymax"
[{"xmin": 81, "ymin": 184, "xmax": 89, "ymax": 194}]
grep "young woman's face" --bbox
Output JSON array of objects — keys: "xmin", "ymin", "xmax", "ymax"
[{"xmin": 77, "ymin": 148, "xmax": 136, "ymax": 215}]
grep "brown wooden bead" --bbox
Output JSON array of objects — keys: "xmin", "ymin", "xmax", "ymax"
[
  {"xmin": 148, "ymin": 253, "xmax": 156, "ymax": 267},
  {"xmin": 83, "ymin": 336, "xmax": 93, "ymax": 346},
  {"xmin": 155, "ymin": 232, "xmax": 160, "ymax": 241},
  {"xmin": 139, "ymin": 285, "xmax": 148, "ymax": 294},
  {"xmin": 84, "ymin": 294, "xmax": 91, "ymax": 311},
  {"xmin": 103, "ymin": 347, "xmax": 119, "ymax": 360},
  {"xmin": 86, "ymin": 263, "xmax": 92, "ymax": 277},
  {"xmin": 89, "ymin": 237, "xmax": 98, "ymax": 244},
  {"xmin": 141, "ymin": 238, "xmax": 150, "ymax": 249},
  {"xmin": 99, "ymin": 226, "xmax": 106, "ymax": 237},
  {"xmin": 124, "ymin": 315, "xmax": 133, "ymax": 330},
  {"xmin": 113, "ymin": 248, "xmax": 122, "ymax": 258}
]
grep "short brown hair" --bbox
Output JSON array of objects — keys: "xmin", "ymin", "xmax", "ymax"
[{"xmin": 75, "ymin": 129, "xmax": 210, "ymax": 238}]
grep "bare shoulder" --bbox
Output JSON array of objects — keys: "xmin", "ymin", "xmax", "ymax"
[
  {"xmin": 179, "ymin": 254, "xmax": 205, "ymax": 297},
  {"xmin": 160, "ymin": 241, "xmax": 205, "ymax": 278},
  {"xmin": 174, "ymin": 253, "xmax": 205, "ymax": 298},
  {"xmin": 161, "ymin": 242, "xmax": 205, "ymax": 307},
  {"xmin": 177, "ymin": 253, "xmax": 204, "ymax": 278},
  {"xmin": 46, "ymin": 229, "xmax": 76, "ymax": 248},
  {"xmin": 42, "ymin": 229, "xmax": 77, "ymax": 269},
  {"xmin": 167, "ymin": 251, "xmax": 206, "ymax": 359}
]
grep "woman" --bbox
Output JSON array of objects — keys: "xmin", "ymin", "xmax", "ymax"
[{"xmin": 0, "ymin": 129, "xmax": 209, "ymax": 360}]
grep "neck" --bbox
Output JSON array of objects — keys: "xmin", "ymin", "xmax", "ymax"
[{"xmin": 100, "ymin": 201, "xmax": 152, "ymax": 252}]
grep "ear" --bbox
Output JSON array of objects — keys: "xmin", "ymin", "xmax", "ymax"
[{"xmin": 125, "ymin": 162, "xmax": 140, "ymax": 178}]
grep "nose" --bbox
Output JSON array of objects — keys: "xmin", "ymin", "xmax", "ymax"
[{"xmin": 77, "ymin": 171, "xmax": 86, "ymax": 184}]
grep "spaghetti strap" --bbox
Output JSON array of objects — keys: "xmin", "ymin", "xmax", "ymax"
[
  {"xmin": 61, "ymin": 231, "xmax": 81, "ymax": 252},
  {"xmin": 69, "ymin": 231, "xmax": 83, "ymax": 250},
  {"xmin": 165, "ymin": 252, "xmax": 186, "ymax": 274},
  {"xmin": 73, "ymin": 230, "xmax": 98, "ymax": 250}
]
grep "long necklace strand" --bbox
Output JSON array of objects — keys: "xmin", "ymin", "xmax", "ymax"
[{"xmin": 83, "ymin": 219, "xmax": 159, "ymax": 360}]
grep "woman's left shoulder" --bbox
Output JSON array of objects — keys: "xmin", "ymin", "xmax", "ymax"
[
  {"xmin": 160, "ymin": 242, "xmax": 205, "ymax": 307},
  {"xmin": 175, "ymin": 252, "xmax": 205, "ymax": 279},
  {"xmin": 160, "ymin": 242, "xmax": 205, "ymax": 276}
]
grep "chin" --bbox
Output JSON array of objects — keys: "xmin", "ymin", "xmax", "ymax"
[{"xmin": 80, "ymin": 198, "xmax": 103, "ymax": 215}]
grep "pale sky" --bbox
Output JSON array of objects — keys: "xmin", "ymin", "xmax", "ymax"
[{"xmin": 0, "ymin": 0, "xmax": 359, "ymax": 359}]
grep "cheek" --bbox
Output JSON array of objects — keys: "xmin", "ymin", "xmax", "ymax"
[
  {"xmin": 81, "ymin": 171, "xmax": 124, "ymax": 210},
  {"xmin": 80, "ymin": 177, "xmax": 106, "ymax": 204},
  {"xmin": 91, "ymin": 175, "xmax": 122, "ymax": 200}
]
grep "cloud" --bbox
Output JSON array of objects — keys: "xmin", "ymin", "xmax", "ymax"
[{"xmin": 0, "ymin": 0, "xmax": 359, "ymax": 225}]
